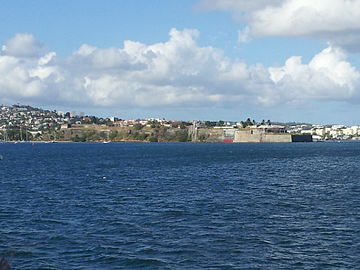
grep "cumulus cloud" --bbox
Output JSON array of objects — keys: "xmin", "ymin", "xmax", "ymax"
[
  {"xmin": 0, "ymin": 30, "xmax": 359, "ymax": 110},
  {"xmin": 1, "ymin": 33, "xmax": 43, "ymax": 57},
  {"xmin": 199, "ymin": 0, "xmax": 360, "ymax": 51},
  {"xmin": 268, "ymin": 46, "xmax": 360, "ymax": 104}
]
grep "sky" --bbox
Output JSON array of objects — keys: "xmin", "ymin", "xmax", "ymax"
[{"xmin": 1, "ymin": 0, "xmax": 360, "ymax": 124}]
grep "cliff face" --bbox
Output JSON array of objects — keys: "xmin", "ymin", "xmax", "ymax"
[
  {"xmin": 193, "ymin": 128, "xmax": 224, "ymax": 142},
  {"xmin": 56, "ymin": 127, "xmax": 190, "ymax": 142}
]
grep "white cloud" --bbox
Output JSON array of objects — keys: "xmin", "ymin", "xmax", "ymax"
[
  {"xmin": 268, "ymin": 46, "xmax": 360, "ymax": 103},
  {"xmin": 1, "ymin": 33, "xmax": 43, "ymax": 57},
  {"xmin": 199, "ymin": 0, "xmax": 360, "ymax": 51},
  {"xmin": 0, "ymin": 30, "xmax": 360, "ymax": 110},
  {"xmin": 197, "ymin": 0, "xmax": 285, "ymax": 14},
  {"xmin": 0, "ymin": 56, "xmax": 43, "ymax": 97}
]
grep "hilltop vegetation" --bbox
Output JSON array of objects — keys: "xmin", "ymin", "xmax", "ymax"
[{"xmin": 68, "ymin": 127, "xmax": 189, "ymax": 143}]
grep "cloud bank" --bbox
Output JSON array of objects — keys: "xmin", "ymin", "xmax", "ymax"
[
  {"xmin": 199, "ymin": 0, "xmax": 360, "ymax": 51},
  {"xmin": 1, "ymin": 30, "xmax": 359, "ymax": 110}
]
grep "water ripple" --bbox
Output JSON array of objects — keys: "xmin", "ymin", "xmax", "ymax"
[{"xmin": 0, "ymin": 142, "xmax": 360, "ymax": 269}]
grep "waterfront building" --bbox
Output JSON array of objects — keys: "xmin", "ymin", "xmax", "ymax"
[{"xmin": 234, "ymin": 125, "xmax": 312, "ymax": 143}]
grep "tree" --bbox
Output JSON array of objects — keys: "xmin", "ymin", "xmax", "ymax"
[
  {"xmin": 243, "ymin": 118, "xmax": 253, "ymax": 128},
  {"xmin": 133, "ymin": 123, "xmax": 143, "ymax": 130},
  {"xmin": 148, "ymin": 136, "xmax": 158, "ymax": 142},
  {"xmin": 205, "ymin": 121, "xmax": 216, "ymax": 127}
]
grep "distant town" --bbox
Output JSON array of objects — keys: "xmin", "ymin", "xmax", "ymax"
[{"xmin": 0, "ymin": 104, "xmax": 359, "ymax": 143}]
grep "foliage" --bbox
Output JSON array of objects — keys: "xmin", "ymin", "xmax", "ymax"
[
  {"xmin": 174, "ymin": 132, "xmax": 189, "ymax": 142},
  {"xmin": 148, "ymin": 136, "xmax": 158, "ymax": 142},
  {"xmin": 205, "ymin": 121, "xmax": 217, "ymax": 127},
  {"xmin": 131, "ymin": 132, "xmax": 148, "ymax": 141},
  {"xmin": 133, "ymin": 123, "xmax": 143, "ymax": 130},
  {"xmin": 109, "ymin": 131, "xmax": 118, "ymax": 140},
  {"xmin": 47, "ymin": 126, "xmax": 191, "ymax": 143},
  {"xmin": 242, "ymin": 118, "xmax": 255, "ymax": 128},
  {"xmin": 70, "ymin": 135, "xmax": 86, "ymax": 142}
]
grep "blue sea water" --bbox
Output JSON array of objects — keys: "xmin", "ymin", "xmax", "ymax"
[{"xmin": 0, "ymin": 142, "xmax": 360, "ymax": 269}]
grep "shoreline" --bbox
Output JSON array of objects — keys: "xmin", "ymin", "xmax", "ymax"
[{"xmin": 1, "ymin": 139, "xmax": 359, "ymax": 144}]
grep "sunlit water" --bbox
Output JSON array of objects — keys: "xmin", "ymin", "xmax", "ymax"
[{"xmin": 0, "ymin": 142, "xmax": 359, "ymax": 269}]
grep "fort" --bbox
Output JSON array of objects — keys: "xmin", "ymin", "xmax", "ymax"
[
  {"xmin": 189, "ymin": 124, "xmax": 313, "ymax": 143},
  {"xmin": 233, "ymin": 125, "xmax": 312, "ymax": 143}
]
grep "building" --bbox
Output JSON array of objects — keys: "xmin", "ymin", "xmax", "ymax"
[{"xmin": 234, "ymin": 125, "xmax": 312, "ymax": 143}]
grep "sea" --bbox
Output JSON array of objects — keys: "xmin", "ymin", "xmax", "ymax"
[{"xmin": 0, "ymin": 142, "xmax": 359, "ymax": 269}]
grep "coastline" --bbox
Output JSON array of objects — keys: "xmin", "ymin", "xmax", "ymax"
[{"xmin": 2, "ymin": 139, "xmax": 359, "ymax": 144}]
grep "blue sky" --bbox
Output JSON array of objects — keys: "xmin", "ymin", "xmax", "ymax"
[
  {"xmin": 1, "ymin": 0, "xmax": 360, "ymax": 124},
  {"xmin": 1, "ymin": 0, "xmax": 325, "ymax": 63}
]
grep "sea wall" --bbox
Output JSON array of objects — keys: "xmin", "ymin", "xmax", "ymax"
[{"xmin": 234, "ymin": 130, "xmax": 312, "ymax": 143}]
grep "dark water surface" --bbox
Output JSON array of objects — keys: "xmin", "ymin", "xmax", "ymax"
[{"xmin": 0, "ymin": 142, "xmax": 359, "ymax": 269}]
